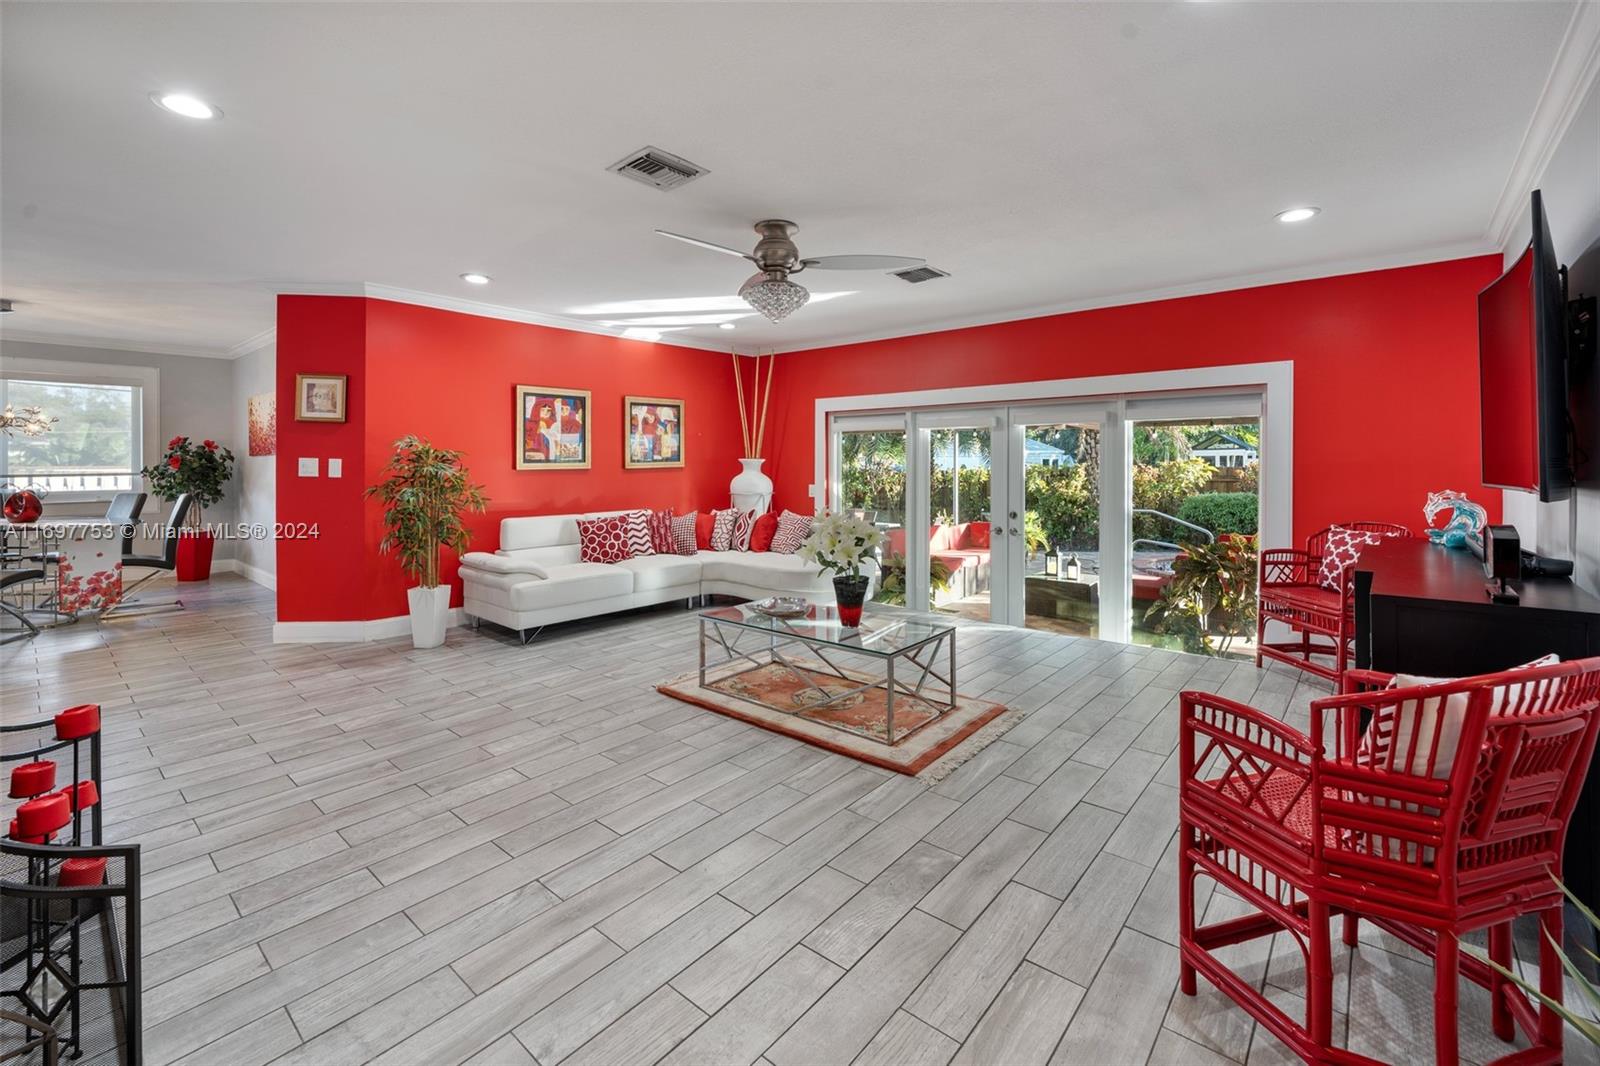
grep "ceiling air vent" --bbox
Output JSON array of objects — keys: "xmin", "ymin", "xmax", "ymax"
[
  {"xmin": 892, "ymin": 265, "xmax": 950, "ymax": 284},
  {"xmin": 607, "ymin": 146, "xmax": 708, "ymax": 191}
]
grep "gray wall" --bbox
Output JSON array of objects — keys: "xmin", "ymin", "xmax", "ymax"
[
  {"xmin": 1, "ymin": 338, "xmax": 242, "ymax": 561},
  {"xmin": 1500, "ymin": 78, "xmax": 1600, "ymax": 596},
  {"xmin": 230, "ymin": 342, "xmax": 277, "ymax": 582}
]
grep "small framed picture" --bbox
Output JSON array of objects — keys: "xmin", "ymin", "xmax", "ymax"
[
  {"xmin": 294, "ymin": 374, "xmax": 348, "ymax": 423},
  {"xmin": 624, "ymin": 396, "xmax": 685, "ymax": 469},
  {"xmin": 516, "ymin": 386, "xmax": 591, "ymax": 470}
]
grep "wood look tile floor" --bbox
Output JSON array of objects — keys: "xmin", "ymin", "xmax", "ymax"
[{"xmin": 3, "ymin": 575, "xmax": 1597, "ymax": 1066}]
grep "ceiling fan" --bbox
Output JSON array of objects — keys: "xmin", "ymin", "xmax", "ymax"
[{"xmin": 655, "ymin": 220, "xmax": 925, "ymax": 323}]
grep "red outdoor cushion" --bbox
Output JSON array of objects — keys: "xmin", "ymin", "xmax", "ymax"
[
  {"xmin": 750, "ymin": 513, "xmax": 779, "ymax": 552},
  {"xmin": 576, "ymin": 515, "xmax": 633, "ymax": 564},
  {"xmin": 695, "ymin": 510, "xmax": 715, "ymax": 550},
  {"xmin": 58, "ymin": 857, "xmax": 108, "ymax": 888},
  {"xmin": 55, "ymin": 704, "xmax": 100, "ymax": 740},
  {"xmin": 1269, "ymin": 584, "xmax": 1346, "ymax": 618},
  {"xmin": 9, "ymin": 761, "xmax": 56, "ymax": 799},
  {"xmin": 967, "ymin": 522, "xmax": 991, "ymax": 549},
  {"xmin": 16, "ymin": 793, "xmax": 70, "ymax": 837}
]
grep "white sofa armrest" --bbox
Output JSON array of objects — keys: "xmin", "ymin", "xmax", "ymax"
[{"xmin": 461, "ymin": 551, "xmax": 548, "ymax": 579}]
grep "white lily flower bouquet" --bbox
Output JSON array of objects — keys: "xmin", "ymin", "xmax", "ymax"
[{"xmin": 797, "ymin": 511, "xmax": 884, "ymax": 578}]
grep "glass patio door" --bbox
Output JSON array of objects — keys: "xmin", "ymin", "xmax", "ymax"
[
  {"xmin": 997, "ymin": 402, "xmax": 1126, "ymax": 640},
  {"xmin": 909, "ymin": 409, "xmax": 1004, "ymax": 623}
]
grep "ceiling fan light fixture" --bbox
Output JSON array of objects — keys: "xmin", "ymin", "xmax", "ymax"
[{"xmin": 739, "ymin": 272, "xmax": 809, "ymax": 323}]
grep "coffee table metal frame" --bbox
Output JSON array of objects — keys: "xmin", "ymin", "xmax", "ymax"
[{"xmin": 697, "ymin": 606, "xmax": 957, "ymax": 746}]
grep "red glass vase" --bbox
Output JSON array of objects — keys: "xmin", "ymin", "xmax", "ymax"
[
  {"xmin": 833, "ymin": 574, "xmax": 869, "ymax": 628},
  {"xmin": 3, "ymin": 490, "xmax": 42, "ymax": 523}
]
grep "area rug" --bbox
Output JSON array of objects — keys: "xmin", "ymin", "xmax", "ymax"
[{"xmin": 656, "ymin": 661, "xmax": 1011, "ymax": 776}]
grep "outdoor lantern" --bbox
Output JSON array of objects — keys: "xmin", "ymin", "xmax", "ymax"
[
  {"xmin": 1044, "ymin": 550, "xmax": 1059, "ymax": 577},
  {"xmin": 1064, "ymin": 552, "xmax": 1081, "ymax": 581}
]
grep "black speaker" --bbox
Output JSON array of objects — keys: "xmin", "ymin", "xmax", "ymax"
[{"xmin": 1483, "ymin": 524, "xmax": 1521, "ymax": 603}]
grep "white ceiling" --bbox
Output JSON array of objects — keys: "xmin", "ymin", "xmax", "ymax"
[{"xmin": 0, "ymin": 1, "xmax": 1588, "ymax": 357}]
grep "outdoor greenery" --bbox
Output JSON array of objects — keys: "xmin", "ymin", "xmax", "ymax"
[
  {"xmin": 1177, "ymin": 492, "xmax": 1260, "ymax": 536},
  {"xmin": 141, "ymin": 435, "xmax": 236, "ymax": 525},
  {"xmin": 4, "ymin": 380, "xmax": 133, "ymax": 475},
  {"xmin": 1143, "ymin": 534, "xmax": 1260, "ymax": 656},
  {"xmin": 839, "ymin": 424, "xmax": 1260, "ymax": 552},
  {"xmin": 365, "ymin": 435, "xmax": 488, "ymax": 588}
]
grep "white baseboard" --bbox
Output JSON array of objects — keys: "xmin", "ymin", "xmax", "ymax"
[
  {"xmin": 272, "ymin": 608, "xmax": 465, "ymax": 644},
  {"xmin": 232, "ymin": 559, "xmax": 277, "ymax": 590}
]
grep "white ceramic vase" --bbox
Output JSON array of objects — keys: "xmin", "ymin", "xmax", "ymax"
[
  {"xmin": 730, "ymin": 457, "xmax": 773, "ymax": 513},
  {"xmin": 407, "ymin": 585, "xmax": 450, "ymax": 649}
]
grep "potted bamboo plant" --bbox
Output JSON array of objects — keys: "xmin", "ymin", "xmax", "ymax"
[
  {"xmin": 140, "ymin": 436, "xmax": 236, "ymax": 580},
  {"xmin": 366, "ymin": 435, "xmax": 488, "ymax": 649}
]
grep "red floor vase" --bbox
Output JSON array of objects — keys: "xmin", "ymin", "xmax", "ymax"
[{"xmin": 176, "ymin": 529, "xmax": 215, "ymax": 581}]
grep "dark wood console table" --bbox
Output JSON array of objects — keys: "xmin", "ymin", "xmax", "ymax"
[{"xmin": 1353, "ymin": 537, "xmax": 1600, "ymax": 924}]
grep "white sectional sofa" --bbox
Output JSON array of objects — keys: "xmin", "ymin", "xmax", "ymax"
[{"xmin": 459, "ymin": 511, "xmax": 873, "ymax": 640}]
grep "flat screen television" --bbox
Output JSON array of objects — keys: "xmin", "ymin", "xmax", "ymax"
[{"xmin": 1479, "ymin": 189, "xmax": 1571, "ymax": 502}]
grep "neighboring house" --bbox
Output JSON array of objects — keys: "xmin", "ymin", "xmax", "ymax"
[
  {"xmin": 1190, "ymin": 430, "xmax": 1258, "ymax": 468},
  {"xmin": 930, "ymin": 438, "xmax": 1071, "ymax": 470}
]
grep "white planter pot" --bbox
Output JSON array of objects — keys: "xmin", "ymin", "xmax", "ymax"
[
  {"xmin": 730, "ymin": 457, "xmax": 773, "ymax": 513},
  {"xmin": 407, "ymin": 585, "xmax": 451, "ymax": 649}
]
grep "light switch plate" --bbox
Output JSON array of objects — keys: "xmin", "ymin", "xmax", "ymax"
[
  {"xmin": 298, "ymin": 457, "xmax": 319, "ymax": 477},
  {"xmin": 328, "ymin": 458, "xmax": 343, "ymax": 478}
]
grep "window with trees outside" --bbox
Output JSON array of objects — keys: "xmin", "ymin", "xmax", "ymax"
[{"xmin": 0, "ymin": 378, "xmax": 143, "ymax": 497}]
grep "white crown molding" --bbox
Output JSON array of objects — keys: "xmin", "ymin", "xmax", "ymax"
[
  {"xmin": 770, "ymin": 239, "xmax": 1492, "ymax": 355},
  {"xmin": 226, "ymin": 327, "xmax": 277, "ymax": 359},
  {"xmin": 1486, "ymin": 0, "xmax": 1600, "ymax": 252},
  {"xmin": 273, "ymin": 607, "xmax": 464, "ymax": 644},
  {"xmin": 0, "ymin": 328, "xmax": 232, "ymax": 360}
]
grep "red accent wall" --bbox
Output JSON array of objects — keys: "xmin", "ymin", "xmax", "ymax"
[
  {"xmin": 276, "ymin": 295, "xmax": 744, "ymax": 622},
  {"xmin": 763, "ymin": 256, "xmax": 1505, "ymax": 545}
]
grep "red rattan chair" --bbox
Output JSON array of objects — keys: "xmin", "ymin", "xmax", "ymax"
[
  {"xmin": 1256, "ymin": 523, "xmax": 1410, "ymax": 684},
  {"xmin": 1178, "ymin": 657, "xmax": 1600, "ymax": 1065}
]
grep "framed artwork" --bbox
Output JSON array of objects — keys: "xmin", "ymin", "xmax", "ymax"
[
  {"xmin": 624, "ymin": 396, "xmax": 685, "ymax": 469},
  {"xmin": 294, "ymin": 374, "xmax": 347, "ymax": 423},
  {"xmin": 516, "ymin": 385, "xmax": 591, "ymax": 469},
  {"xmin": 247, "ymin": 393, "xmax": 276, "ymax": 456}
]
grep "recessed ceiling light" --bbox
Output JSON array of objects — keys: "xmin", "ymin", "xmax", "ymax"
[
  {"xmin": 719, "ymin": 323, "xmax": 735, "ymax": 330},
  {"xmin": 151, "ymin": 92, "xmax": 220, "ymax": 119},
  {"xmin": 1275, "ymin": 206, "xmax": 1320, "ymax": 224},
  {"xmin": 459, "ymin": 273, "xmax": 492, "ymax": 285}
]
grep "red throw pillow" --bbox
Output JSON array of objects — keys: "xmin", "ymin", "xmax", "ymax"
[
  {"xmin": 577, "ymin": 515, "xmax": 632, "ymax": 564},
  {"xmin": 967, "ymin": 521, "xmax": 991, "ymax": 549},
  {"xmin": 647, "ymin": 509, "xmax": 676, "ymax": 554},
  {"xmin": 695, "ymin": 510, "xmax": 715, "ymax": 550},
  {"xmin": 750, "ymin": 513, "xmax": 779, "ymax": 552}
]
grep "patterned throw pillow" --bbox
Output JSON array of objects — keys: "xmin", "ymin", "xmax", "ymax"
[
  {"xmin": 750, "ymin": 513, "xmax": 779, "ymax": 552},
  {"xmin": 730, "ymin": 509, "xmax": 759, "ymax": 551},
  {"xmin": 622, "ymin": 510, "xmax": 654, "ymax": 557},
  {"xmin": 710, "ymin": 508, "xmax": 739, "ymax": 551},
  {"xmin": 671, "ymin": 512, "xmax": 698, "ymax": 555},
  {"xmin": 647, "ymin": 509, "xmax": 675, "ymax": 554},
  {"xmin": 1317, "ymin": 526, "xmax": 1402, "ymax": 590},
  {"xmin": 577, "ymin": 515, "xmax": 633, "ymax": 564},
  {"xmin": 769, "ymin": 510, "xmax": 814, "ymax": 554}
]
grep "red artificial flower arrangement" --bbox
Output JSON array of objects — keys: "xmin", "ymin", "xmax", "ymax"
[{"xmin": 141, "ymin": 435, "xmax": 236, "ymax": 525}]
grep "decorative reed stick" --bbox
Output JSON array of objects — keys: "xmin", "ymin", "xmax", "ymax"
[
  {"xmin": 732, "ymin": 351, "xmax": 752, "ymax": 458},
  {"xmin": 755, "ymin": 352, "xmax": 774, "ymax": 458}
]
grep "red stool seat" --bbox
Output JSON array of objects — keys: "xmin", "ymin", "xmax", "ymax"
[
  {"xmin": 7, "ymin": 818, "xmax": 52, "ymax": 844},
  {"xmin": 54, "ymin": 704, "xmax": 101, "ymax": 741},
  {"xmin": 15, "ymin": 793, "xmax": 70, "ymax": 837},
  {"xmin": 58, "ymin": 857, "xmax": 108, "ymax": 888},
  {"xmin": 9, "ymin": 760, "xmax": 56, "ymax": 798},
  {"xmin": 57, "ymin": 780, "xmax": 99, "ymax": 811}
]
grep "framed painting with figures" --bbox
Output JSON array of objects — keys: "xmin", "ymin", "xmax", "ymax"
[
  {"xmin": 516, "ymin": 385, "xmax": 591, "ymax": 469},
  {"xmin": 624, "ymin": 396, "xmax": 684, "ymax": 469},
  {"xmin": 294, "ymin": 374, "xmax": 347, "ymax": 423}
]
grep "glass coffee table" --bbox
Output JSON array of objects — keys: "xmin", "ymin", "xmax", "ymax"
[{"xmin": 697, "ymin": 604, "xmax": 957, "ymax": 745}]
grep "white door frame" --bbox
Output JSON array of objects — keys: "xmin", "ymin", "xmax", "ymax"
[{"xmin": 819, "ymin": 362, "xmax": 1292, "ymax": 642}]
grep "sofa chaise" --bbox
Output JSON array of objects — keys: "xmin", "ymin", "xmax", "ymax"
[{"xmin": 459, "ymin": 512, "xmax": 875, "ymax": 641}]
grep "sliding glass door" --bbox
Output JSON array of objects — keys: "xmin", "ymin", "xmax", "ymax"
[{"xmin": 827, "ymin": 387, "xmax": 1265, "ymax": 654}]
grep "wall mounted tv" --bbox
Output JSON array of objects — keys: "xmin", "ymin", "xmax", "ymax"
[{"xmin": 1478, "ymin": 189, "xmax": 1571, "ymax": 502}]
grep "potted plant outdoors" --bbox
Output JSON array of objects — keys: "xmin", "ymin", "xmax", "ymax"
[
  {"xmin": 366, "ymin": 434, "xmax": 488, "ymax": 649},
  {"xmin": 798, "ymin": 511, "xmax": 883, "ymax": 628},
  {"xmin": 141, "ymin": 436, "xmax": 236, "ymax": 580}
]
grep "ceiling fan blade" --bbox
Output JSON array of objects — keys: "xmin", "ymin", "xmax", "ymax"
[
  {"xmin": 655, "ymin": 229, "xmax": 755, "ymax": 261},
  {"xmin": 799, "ymin": 255, "xmax": 927, "ymax": 271}
]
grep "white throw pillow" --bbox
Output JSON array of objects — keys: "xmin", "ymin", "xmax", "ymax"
[{"xmin": 1374, "ymin": 654, "xmax": 1560, "ymax": 778}]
